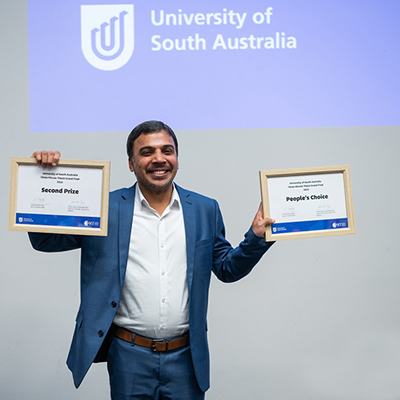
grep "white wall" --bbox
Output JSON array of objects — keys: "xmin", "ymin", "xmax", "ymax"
[{"xmin": 1, "ymin": 2, "xmax": 400, "ymax": 399}]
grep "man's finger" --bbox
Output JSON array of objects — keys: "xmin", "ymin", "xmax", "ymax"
[
  {"xmin": 52, "ymin": 151, "xmax": 61, "ymax": 166},
  {"xmin": 31, "ymin": 151, "xmax": 42, "ymax": 165},
  {"xmin": 262, "ymin": 217, "xmax": 275, "ymax": 226},
  {"xmin": 41, "ymin": 151, "xmax": 49, "ymax": 168},
  {"xmin": 31, "ymin": 151, "xmax": 62, "ymax": 168}
]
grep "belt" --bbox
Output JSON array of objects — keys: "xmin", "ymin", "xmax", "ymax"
[{"xmin": 112, "ymin": 325, "xmax": 189, "ymax": 352}]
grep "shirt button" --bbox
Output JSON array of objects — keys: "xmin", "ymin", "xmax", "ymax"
[
  {"xmin": 111, "ymin": 301, "xmax": 117, "ymax": 308},
  {"xmin": 161, "ymin": 243, "xmax": 165, "ymax": 248},
  {"xmin": 98, "ymin": 330, "xmax": 104, "ymax": 337},
  {"xmin": 162, "ymin": 298, "xmax": 166, "ymax": 303},
  {"xmin": 161, "ymin": 271, "xmax": 165, "ymax": 276}
]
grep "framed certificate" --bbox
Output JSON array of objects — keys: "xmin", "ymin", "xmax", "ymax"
[
  {"xmin": 9, "ymin": 158, "xmax": 110, "ymax": 236},
  {"xmin": 259, "ymin": 165, "xmax": 355, "ymax": 241}
]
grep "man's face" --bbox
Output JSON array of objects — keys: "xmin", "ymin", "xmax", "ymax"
[{"xmin": 129, "ymin": 130, "xmax": 179, "ymax": 194}]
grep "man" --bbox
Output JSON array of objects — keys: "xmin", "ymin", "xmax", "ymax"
[{"xmin": 29, "ymin": 120, "xmax": 275, "ymax": 400}]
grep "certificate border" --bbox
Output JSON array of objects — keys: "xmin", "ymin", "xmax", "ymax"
[
  {"xmin": 9, "ymin": 158, "xmax": 110, "ymax": 236},
  {"xmin": 259, "ymin": 165, "xmax": 355, "ymax": 241}
]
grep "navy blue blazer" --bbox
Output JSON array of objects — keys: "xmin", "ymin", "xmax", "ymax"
[{"xmin": 29, "ymin": 184, "xmax": 273, "ymax": 391}]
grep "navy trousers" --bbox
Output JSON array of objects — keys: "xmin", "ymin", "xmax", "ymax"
[{"xmin": 107, "ymin": 334, "xmax": 205, "ymax": 400}]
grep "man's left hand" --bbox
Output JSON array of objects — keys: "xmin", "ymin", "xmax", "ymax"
[{"xmin": 252, "ymin": 203, "xmax": 275, "ymax": 237}]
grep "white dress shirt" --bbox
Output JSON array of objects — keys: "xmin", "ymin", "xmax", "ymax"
[{"xmin": 113, "ymin": 184, "xmax": 189, "ymax": 338}]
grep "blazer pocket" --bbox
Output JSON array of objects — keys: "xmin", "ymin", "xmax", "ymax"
[
  {"xmin": 195, "ymin": 238, "xmax": 212, "ymax": 248},
  {"xmin": 194, "ymin": 238, "xmax": 213, "ymax": 275}
]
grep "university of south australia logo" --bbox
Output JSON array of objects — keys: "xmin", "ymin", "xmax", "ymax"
[{"xmin": 81, "ymin": 4, "xmax": 134, "ymax": 71}]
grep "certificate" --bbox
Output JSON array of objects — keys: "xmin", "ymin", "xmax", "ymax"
[
  {"xmin": 259, "ymin": 166, "xmax": 355, "ymax": 241},
  {"xmin": 9, "ymin": 158, "xmax": 110, "ymax": 236}
]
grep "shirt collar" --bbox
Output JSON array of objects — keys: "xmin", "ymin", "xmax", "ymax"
[{"xmin": 135, "ymin": 183, "xmax": 181, "ymax": 212}]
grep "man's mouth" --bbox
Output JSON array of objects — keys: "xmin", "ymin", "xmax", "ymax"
[{"xmin": 148, "ymin": 169, "xmax": 169, "ymax": 176}]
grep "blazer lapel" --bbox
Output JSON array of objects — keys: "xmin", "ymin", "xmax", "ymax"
[
  {"xmin": 118, "ymin": 184, "xmax": 136, "ymax": 288},
  {"xmin": 177, "ymin": 185, "xmax": 196, "ymax": 298}
]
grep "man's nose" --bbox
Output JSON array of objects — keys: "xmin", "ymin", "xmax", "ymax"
[{"xmin": 152, "ymin": 150, "xmax": 165, "ymax": 162}]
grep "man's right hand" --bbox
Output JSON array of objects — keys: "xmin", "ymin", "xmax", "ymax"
[{"xmin": 31, "ymin": 151, "xmax": 61, "ymax": 168}]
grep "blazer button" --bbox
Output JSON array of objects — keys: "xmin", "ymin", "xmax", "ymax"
[
  {"xmin": 98, "ymin": 330, "xmax": 104, "ymax": 337},
  {"xmin": 111, "ymin": 301, "xmax": 117, "ymax": 308}
]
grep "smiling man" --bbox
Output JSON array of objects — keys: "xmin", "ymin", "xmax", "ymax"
[
  {"xmin": 29, "ymin": 120, "xmax": 275, "ymax": 400},
  {"xmin": 127, "ymin": 123, "xmax": 179, "ymax": 214}
]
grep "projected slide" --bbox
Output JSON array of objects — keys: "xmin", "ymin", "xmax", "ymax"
[{"xmin": 28, "ymin": 0, "xmax": 400, "ymax": 133}]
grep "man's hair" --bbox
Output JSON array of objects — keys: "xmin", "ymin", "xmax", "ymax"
[{"xmin": 126, "ymin": 120, "xmax": 179, "ymax": 160}]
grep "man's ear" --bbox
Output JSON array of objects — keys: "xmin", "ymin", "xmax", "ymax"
[{"xmin": 128, "ymin": 158, "xmax": 135, "ymax": 172}]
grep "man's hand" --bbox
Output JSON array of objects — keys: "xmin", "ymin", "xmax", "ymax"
[
  {"xmin": 252, "ymin": 203, "xmax": 275, "ymax": 237},
  {"xmin": 31, "ymin": 151, "xmax": 61, "ymax": 168}
]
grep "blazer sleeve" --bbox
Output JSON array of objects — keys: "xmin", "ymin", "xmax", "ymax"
[
  {"xmin": 28, "ymin": 232, "xmax": 82, "ymax": 252},
  {"xmin": 211, "ymin": 201, "xmax": 274, "ymax": 283}
]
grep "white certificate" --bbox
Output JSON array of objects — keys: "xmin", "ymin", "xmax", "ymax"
[
  {"xmin": 259, "ymin": 166, "xmax": 355, "ymax": 241},
  {"xmin": 9, "ymin": 158, "xmax": 110, "ymax": 236}
]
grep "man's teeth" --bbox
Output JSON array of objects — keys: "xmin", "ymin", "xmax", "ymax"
[{"xmin": 153, "ymin": 171, "xmax": 166, "ymax": 174}]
